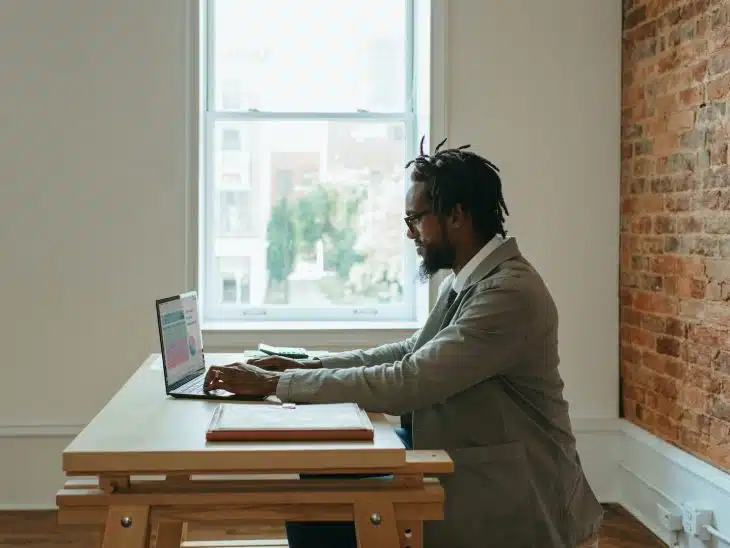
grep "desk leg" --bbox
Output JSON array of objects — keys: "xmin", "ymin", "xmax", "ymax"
[
  {"xmin": 398, "ymin": 521, "xmax": 423, "ymax": 548},
  {"xmin": 155, "ymin": 522, "xmax": 188, "ymax": 548},
  {"xmin": 354, "ymin": 500, "xmax": 400, "ymax": 548},
  {"xmin": 101, "ymin": 506, "xmax": 150, "ymax": 548}
]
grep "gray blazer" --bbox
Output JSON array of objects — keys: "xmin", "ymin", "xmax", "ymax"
[{"xmin": 276, "ymin": 237, "xmax": 603, "ymax": 547}]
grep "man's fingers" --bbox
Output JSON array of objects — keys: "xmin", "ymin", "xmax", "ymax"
[{"xmin": 204, "ymin": 366, "xmax": 227, "ymax": 392}]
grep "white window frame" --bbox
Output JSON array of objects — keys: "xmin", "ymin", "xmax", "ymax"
[{"xmin": 185, "ymin": 0, "xmax": 449, "ymax": 348}]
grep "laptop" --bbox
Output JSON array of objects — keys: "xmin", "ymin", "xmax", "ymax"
[{"xmin": 155, "ymin": 291, "xmax": 258, "ymax": 400}]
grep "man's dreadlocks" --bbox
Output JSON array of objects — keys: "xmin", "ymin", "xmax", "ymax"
[{"xmin": 405, "ymin": 136, "xmax": 509, "ymax": 241}]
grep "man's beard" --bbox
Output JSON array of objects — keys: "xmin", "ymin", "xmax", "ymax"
[{"xmin": 417, "ymin": 241, "xmax": 456, "ymax": 282}]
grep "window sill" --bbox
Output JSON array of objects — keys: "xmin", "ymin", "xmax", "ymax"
[{"xmin": 202, "ymin": 321, "xmax": 420, "ymax": 352}]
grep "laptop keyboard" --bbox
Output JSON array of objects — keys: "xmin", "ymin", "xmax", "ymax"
[{"xmin": 176, "ymin": 376, "xmax": 205, "ymax": 394}]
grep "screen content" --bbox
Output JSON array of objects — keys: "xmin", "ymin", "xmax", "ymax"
[{"xmin": 159, "ymin": 294, "xmax": 203, "ymax": 385}]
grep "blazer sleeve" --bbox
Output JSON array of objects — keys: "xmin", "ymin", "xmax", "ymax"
[
  {"xmin": 315, "ymin": 328, "xmax": 422, "ymax": 369},
  {"xmin": 275, "ymin": 281, "xmax": 533, "ymax": 414},
  {"xmin": 314, "ymin": 274, "xmax": 452, "ymax": 370}
]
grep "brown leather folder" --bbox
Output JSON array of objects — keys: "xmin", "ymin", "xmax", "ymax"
[{"xmin": 205, "ymin": 402, "xmax": 375, "ymax": 442}]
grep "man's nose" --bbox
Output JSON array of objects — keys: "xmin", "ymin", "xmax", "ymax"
[{"xmin": 406, "ymin": 226, "xmax": 417, "ymax": 240}]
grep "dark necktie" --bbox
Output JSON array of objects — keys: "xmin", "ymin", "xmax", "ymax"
[
  {"xmin": 401, "ymin": 288, "xmax": 458, "ymax": 436},
  {"xmin": 446, "ymin": 288, "xmax": 458, "ymax": 308}
]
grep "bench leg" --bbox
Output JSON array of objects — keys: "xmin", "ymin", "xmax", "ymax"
[
  {"xmin": 398, "ymin": 521, "xmax": 422, "ymax": 548},
  {"xmin": 354, "ymin": 500, "xmax": 400, "ymax": 548},
  {"xmin": 156, "ymin": 522, "xmax": 188, "ymax": 548},
  {"xmin": 101, "ymin": 505, "xmax": 151, "ymax": 548}
]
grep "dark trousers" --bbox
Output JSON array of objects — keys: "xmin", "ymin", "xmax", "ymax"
[{"xmin": 285, "ymin": 427, "xmax": 413, "ymax": 548}]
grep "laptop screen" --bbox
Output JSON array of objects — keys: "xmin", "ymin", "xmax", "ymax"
[{"xmin": 156, "ymin": 291, "xmax": 205, "ymax": 389}]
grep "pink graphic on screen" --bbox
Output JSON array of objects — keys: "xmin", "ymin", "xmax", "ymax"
[{"xmin": 166, "ymin": 338, "xmax": 189, "ymax": 369}]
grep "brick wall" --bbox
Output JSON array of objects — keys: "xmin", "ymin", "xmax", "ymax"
[{"xmin": 621, "ymin": 0, "xmax": 730, "ymax": 471}]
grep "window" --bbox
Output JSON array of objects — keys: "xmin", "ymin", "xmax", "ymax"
[
  {"xmin": 217, "ymin": 190, "xmax": 255, "ymax": 237},
  {"xmin": 200, "ymin": 0, "xmax": 432, "ymax": 323},
  {"xmin": 221, "ymin": 129, "xmax": 241, "ymax": 151},
  {"xmin": 218, "ymin": 257, "xmax": 253, "ymax": 305}
]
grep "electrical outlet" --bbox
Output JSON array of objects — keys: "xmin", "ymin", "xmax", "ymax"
[
  {"xmin": 681, "ymin": 502, "xmax": 712, "ymax": 541},
  {"xmin": 657, "ymin": 503, "xmax": 682, "ymax": 531}
]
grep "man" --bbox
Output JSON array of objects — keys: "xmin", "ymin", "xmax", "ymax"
[{"xmin": 204, "ymin": 138, "xmax": 603, "ymax": 547}]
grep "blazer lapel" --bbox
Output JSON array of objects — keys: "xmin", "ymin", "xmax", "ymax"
[
  {"xmin": 414, "ymin": 238, "xmax": 523, "ymax": 344},
  {"xmin": 461, "ymin": 237, "xmax": 521, "ymax": 291}
]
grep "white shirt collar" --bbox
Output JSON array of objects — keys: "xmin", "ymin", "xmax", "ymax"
[{"xmin": 452, "ymin": 235, "xmax": 505, "ymax": 293}]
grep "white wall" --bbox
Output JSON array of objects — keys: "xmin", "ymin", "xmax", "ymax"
[
  {"xmin": 447, "ymin": 0, "xmax": 622, "ymax": 419},
  {"xmin": 0, "ymin": 0, "xmax": 622, "ymax": 507}
]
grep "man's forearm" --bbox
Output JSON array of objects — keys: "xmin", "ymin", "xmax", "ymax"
[
  {"xmin": 299, "ymin": 358, "xmax": 322, "ymax": 370},
  {"xmin": 316, "ymin": 333, "xmax": 421, "ymax": 370}
]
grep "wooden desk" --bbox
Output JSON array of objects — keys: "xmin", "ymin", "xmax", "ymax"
[{"xmin": 57, "ymin": 353, "xmax": 453, "ymax": 548}]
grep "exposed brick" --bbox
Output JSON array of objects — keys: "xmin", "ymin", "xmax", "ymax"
[
  {"xmin": 679, "ymin": 385, "xmax": 712, "ymax": 411},
  {"xmin": 720, "ymin": 189, "xmax": 730, "ymax": 208},
  {"xmin": 715, "ymin": 351, "xmax": 730, "ymax": 374},
  {"xmin": 705, "ymin": 301, "xmax": 730, "ymax": 324},
  {"xmin": 677, "ymin": 173, "xmax": 703, "ymax": 191},
  {"xmin": 709, "ymin": 417, "xmax": 730, "ymax": 441},
  {"xmin": 641, "ymin": 313, "xmax": 666, "ymax": 333},
  {"xmin": 657, "ymin": 335, "xmax": 683, "ymax": 357},
  {"xmin": 692, "ymin": 234, "xmax": 722, "ymax": 255},
  {"xmin": 720, "ymin": 236, "xmax": 730, "ymax": 256},
  {"xmin": 679, "ymin": 128, "xmax": 707, "ymax": 148},
  {"xmin": 709, "ymin": 24, "xmax": 730, "ymax": 53},
  {"xmin": 691, "ymin": 363, "xmax": 725, "ymax": 392},
  {"xmin": 710, "ymin": 398, "xmax": 730, "ymax": 421},
  {"xmin": 654, "ymin": 214, "xmax": 677, "ymax": 233},
  {"xmin": 705, "ymin": 214, "xmax": 730, "ymax": 233},
  {"xmin": 642, "ymin": 236, "xmax": 665, "ymax": 252},
  {"xmin": 678, "ymin": 214, "xmax": 705, "ymax": 232},
  {"xmin": 709, "ymin": 46, "xmax": 730, "ymax": 74},
  {"xmin": 635, "ymin": 156, "xmax": 656, "ymax": 175},
  {"xmin": 623, "ymin": 325, "xmax": 657, "ymax": 348},
  {"xmin": 693, "ymin": 189, "xmax": 722, "ymax": 209},
  {"xmin": 666, "ymin": 193, "xmax": 692, "ymax": 212},
  {"xmin": 680, "ymin": 410, "xmax": 712, "ymax": 435},
  {"xmin": 665, "ymin": 317, "xmax": 687, "ymax": 337},
  {"xmin": 625, "ymin": 5, "xmax": 648, "ymax": 30},
  {"xmin": 703, "ymin": 166, "xmax": 730, "ymax": 188},
  {"xmin": 650, "ymin": 255, "xmax": 677, "ymax": 274},
  {"xmin": 621, "ymin": 0, "xmax": 730, "ymax": 473},
  {"xmin": 668, "ymin": 109, "xmax": 696, "ymax": 131},
  {"xmin": 676, "ymin": 256, "xmax": 707, "ymax": 277},
  {"xmin": 708, "ymin": 72, "xmax": 730, "ymax": 99},
  {"xmin": 687, "ymin": 322, "xmax": 729, "ymax": 346},
  {"xmin": 632, "ymin": 215, "xmax": 653, "ymax": 234}
]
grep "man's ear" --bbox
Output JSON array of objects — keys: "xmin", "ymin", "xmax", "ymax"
[{"xmin": 451, "ymin": 203, "xmax": 465, "ymax": 228}]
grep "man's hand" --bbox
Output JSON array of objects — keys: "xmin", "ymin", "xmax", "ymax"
[
  {"xmin": 247, "ymin": 356, "xmax": 321, "ymax": 371},
  {"xmin": 203, "ymin": 362, "xmax": 281, "ymax": 397}
]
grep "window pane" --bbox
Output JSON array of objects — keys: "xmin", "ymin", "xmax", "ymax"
[
  {"xmin": 209, "ymin": 119, "xmax": 409, "ymax": 308},
  {"xmin": 217, "ymin": 190, "xmax": 255, "ymax": 237},
  {"xmin": 221, "ymin": 276, "xmax": 237, "ymax": 303},
  {"xmin": 213, "ymin": 0, "xmax": 407, "ymax": 112}
]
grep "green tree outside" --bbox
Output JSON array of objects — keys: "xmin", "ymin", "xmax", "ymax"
[{"xmin": 265, "ymin": 197, "xmax": 297, "ymax": 303}]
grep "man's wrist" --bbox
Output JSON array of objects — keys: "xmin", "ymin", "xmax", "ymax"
[
  {"xmin": 300, "ymin": 358, "xmax": 322, "ymax": 370},
  {"xmin": 265, "ymin": 371, "xmax": 282, "ymax": 395}
]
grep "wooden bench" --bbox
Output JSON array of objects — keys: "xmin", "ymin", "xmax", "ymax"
[{"xmin": 57, "ymin": 450, "xmax": 453, "ymax": 548}]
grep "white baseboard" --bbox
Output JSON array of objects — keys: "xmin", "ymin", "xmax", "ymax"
[
  {"xmin": 619, "ymin": 420, "xmax": 730, "ymax": 547},
  {"xmin": 2, "ymin": 415, "xmax": 729, "ymax": 548},
  {"xmin": 572, "ymin": 418, "xmax": 624, "ymax": 503},
  {"xmin": 0, "ymin": 423, "xmax": 84, "ymax": 438}
]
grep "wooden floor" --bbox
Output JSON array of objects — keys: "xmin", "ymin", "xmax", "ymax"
[{"xmin": 0, "ymin": 504, "xmax": 665, "ymax": 547}]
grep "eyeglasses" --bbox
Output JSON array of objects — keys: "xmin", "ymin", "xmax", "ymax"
[{"xmin": 403, "ymin": 209, "xmax": 431, "ymax": 232}]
